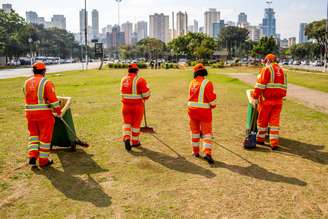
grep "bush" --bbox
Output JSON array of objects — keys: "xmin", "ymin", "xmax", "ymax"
[{"xmin": 211, "ymin": 61, "xmax": 225, "ymax": 68}]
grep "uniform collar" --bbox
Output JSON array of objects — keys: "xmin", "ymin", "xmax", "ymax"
[{"xmin": 33, "ymin": 74, "xmax": 44, "ymax": 78}]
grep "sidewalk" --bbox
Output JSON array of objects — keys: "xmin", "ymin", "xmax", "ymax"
[{"xmin": 227, "ymin": 73, "xmax": 328, "ymax": 114}]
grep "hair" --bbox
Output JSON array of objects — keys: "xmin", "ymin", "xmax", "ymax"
[
  {"xmin": 194, "ymin": 69, "xmax": 208, "ymax": 78},
  {"xmin": 128, "ymin": 68, "xmax": 139, "ymax": 73},
  {"xmin": 33, "ymin": 68, "xmax": 46, "ymax": 75}
]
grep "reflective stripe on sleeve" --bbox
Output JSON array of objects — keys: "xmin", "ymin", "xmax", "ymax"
[{"xmin": 255, "ymin": 83, "xmax": 266, "ymax": 89}]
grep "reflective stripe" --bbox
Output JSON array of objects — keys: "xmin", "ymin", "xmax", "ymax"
[
  {"xmin": 37, "ymin": 78, "xmax": 48, "ymax": 104},
  {"xmin": 188, "ymin": 79, "xmax": 211, "ymax": 109},
  {"xmin": 132, "ymin": 136, "xmax": 139, "ymax": 140},
  {"xmin": 269, "ymin": 65, "xmax": 275, "ymax": 83},
  {"xmin": 142, "ymin": 91, "xmax": 151, "ymax": 98},
  {"xmin": 203, "ymin": 143, "xmax": 212, "ymax": 149},
  {"xmin": 132, "ymin": 76, "xmax": 139, "ymax": 95},
  {"xmin": 123, "ymin": 124, "xmax": 131, "ymax": 129},
  {"xmin": 267, "ymin": 64, "xmax": 287, "ymax": 90},
  {"xmin": 123, "ymin": 131, "xmax": 131, "ymax": 136},
  {"xmin": 28, "ymin": 145, "xmax": 39, "ymax": 150},
  {"xmin": 255, "ymin": 83, "xmax": 266, "ymax": 89},
  {"xmin": 270, "ymin": 134, "xmax": 279, "ymax": 139},
  {"xmin": 29, "ymin": 136, "xmax": 39, "ymax": 141},
  {"xmin": 191, "ymin": 133, "xmax": 200, "ymax": 138},
  {"xmin": 132, "ymin": 128, "xmax": 140, "ymax": 133},
  {"xmin": 209, "ymin": 100, "xmax": 217, "ymax": 106},
  {"xmin": 257, "ymin": 134, "xmax": 266, "ymax": 138},
  {"xmin": 266, "ymin": 83, "xmax": 287, "ymax": 89},
  {"xmin": 25, "ymin": 104, "xmax": 51, "ymax": 111},
  {"xmin": 258, "ymin": 127, "xmax": 268, "ymax": 131},
  {"xmin": 202, "ymin": 134, "xmax": 212, "ymax": 140},
  {"xmin": 188, "ymin": 102, "xmax": 210, "ymax": 109},
  {"xmin": 269, "ymin": 126, "xmax": 280, "ymax": 131},
  {"xmin": 50, "ymin": 101, "xmax": 60, "ymax": 108},
  {"xmin": 121, "ymin": 94, "xmax": 143, "ymax": 99},
  {"xmin": 192, "ymin": 142, "xmax": 200, "ymax": 147},
  {"xmin": 39, "ymin": 153, "xmax": 49, "ymax": 158},
  {"xmin": 121, "ymin": 75, "xmax": 144, "ymax": 99}
]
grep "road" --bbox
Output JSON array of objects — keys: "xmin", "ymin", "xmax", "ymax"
[
  {"xmin": 0, "ymin": 62, "xmax": 101, "ymax": 79},
  {"xmin": 226, "ymin": 73, "xmax": 328, "ymax": 114},
  {"xmin": 288, "ymin": 64, "xmax": 326, "ymax": 72}
]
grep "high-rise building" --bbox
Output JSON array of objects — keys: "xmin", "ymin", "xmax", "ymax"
[
  {"xmin": 26, "ymin": 11, "xmax": 39, "ymax": 24},
  {"xmin": 193, "ymin": 20, "xmax": 199, "ymax": 33},
  {"xmin": 288, "ymin": 37, "xmax": 296, "ymax": 47},
  {"xmin": 51, "ymin": 15, "xmax": 66, "ymax": 30},
  {"xmin": 199, "ymin": 26, "xmax": 204, "ymax": 33},
  {"xmin": 204, "ymin": 8, "xmax": 220, "ymax": 37},
  {"xmin": 176, "ymin": 11, "xmax": 188, "ymax": 36},
  {"xmin": 135, "ymin": 21, "xmax": 148, "ymax": 42},
  {"xmin": 262, "ymin": 7, "xmax": 276, "ymax": 37},
  {"xmin": 106, "ymin": 25, "xmax": 125, "ymax": 48},
  {"xmin": 280, "ymin": 38, "xmax": 289, "ymax": 49},
  {"xmin": 92, "ymin": 9, "xmax": 99, "ymax": 40},
  {"xmin": 213, "ymin": 20, "xmax": 225, "ymax": 38},
  {"xmin": 79, "ymin": 9, "xmax": 88, "ymax": 43},
  {"xmin": 37, "ymin": 17, "xmax": 45, "ymax": 25},
  {"xmin": 102, "ymin": 25, "xmax": 113, "ymax": 34},
  {"xmin": 237, "ymin": 12, "xmax": 249, "ymax": 27},
  {"xmin": 149, "ymin": 13, "xmax": 170, "ymax": 43},
  {"xmin": 299, "ymin": 23, "xmax": 308, "ymax": 43},
  {"xmin": 247, "ymin": 26, "xmax": 261, "ymax": 42},
  {"xmin": 2, "ymin": 4, "xmax": 12, "ymax": 13},
  {"xmin": 226, "ymin": 21, "xmax": 236, "ymax": 27},
  {"xmin": 187, "ymin": 25, "xmax": 194, "ymax": 33},
  {"xmin": 121, "ymin": 21, "xmax": 133, "ymax": 45}
]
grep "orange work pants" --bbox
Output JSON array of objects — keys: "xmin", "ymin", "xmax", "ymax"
[
  {"xmin": 188, "ymin": 110, "xmax": 213, "ymax": 156},
  {"xmin": 257, "ymin": 101, "xmax": 282, "ymax": 147},
  {"xmin": 122, "ymin": 103, "xmax": 144, "ymax": 145},
  {"xmin": 27, "ymin": 116, "xmax": 54, "ymax": 166}
]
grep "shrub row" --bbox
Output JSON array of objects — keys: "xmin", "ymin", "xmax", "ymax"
[{"xmin": 108, "ymin": 63, "xmax": 148, "ymax": 69}]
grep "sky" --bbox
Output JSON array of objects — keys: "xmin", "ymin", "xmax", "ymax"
[{"xmin": 2, "ymin": 0, "xmax": 327, "ymax": 40}]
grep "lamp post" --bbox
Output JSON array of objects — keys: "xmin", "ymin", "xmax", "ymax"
[
  {"xmin": 28, "ymin": 37, "xmax": 33, "ymax": 65},
  {"xmin": 84, "ymin": 0, "xmax": 88, "ymax": 70},
  {"xmin": 116, "ymin": 0, "xmax": 122, "ymax": 26}
]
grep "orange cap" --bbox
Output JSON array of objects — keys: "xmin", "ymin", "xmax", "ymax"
[
  {"xmin": 264, "ymin": 54, "xmax": 276, "ymax": 62},
  {"xmin": 128, "ymin": 63, "xmax": 139, "ymax": 70},
  {"xmin": 32, "ymin": 61, "xmax": 46, "ymax": 70},
  {"xmin": 193, "ymin": 63, "xmax": 206, "ymax": 73}
]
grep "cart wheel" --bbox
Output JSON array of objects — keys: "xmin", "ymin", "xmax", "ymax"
[{"xmin": 70, "ymin": 143, "xmax": 77, "ymax": 152}]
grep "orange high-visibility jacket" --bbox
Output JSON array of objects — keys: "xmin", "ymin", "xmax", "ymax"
[
  {"xmin": 121, "ymin": 73, "xmax": 150, "ymax": 104},
  {"xmin": 188, "ymin": 76, "xmax": 216, "ymax": 121},
  {"xmin": 253, "ymin": 63, "xmax": 287, "ymax": 103},
  {"xmin": 24, "ymin": 74, "xmax": 61, "ymax": 119}
]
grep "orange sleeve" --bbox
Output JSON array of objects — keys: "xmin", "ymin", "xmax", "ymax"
[
  {"xmin": 205, "ymin": 81, "xmax": 217, "ymax": 108},
  {"xmin": 253, "ymin": 67, "xmax": 270, "ymax": 99},
  {"xmin": 44, "ymin": 81, "xmax": 62, "ymax": 115},
  {"xmin": 138, "ymin": 77, "xmax": 151, "ymax": 100}
]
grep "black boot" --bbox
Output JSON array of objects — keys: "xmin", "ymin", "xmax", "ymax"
[
  {"xmin": 256, "ymin": 141, "xmax": 265, "ymax": 146},
  {"xmin": 124, "ymin": 139, "xmax": 132, "ymax": 151},
  {"xmin": 132, "ymin": 142, "xmax": 141, "ymax": 148},
  {"xmin": 28, "ymin": 157, "xmax": 37, "ymax": 167},
  {"xmin": 204, "ymin": 155, "xmax": 214, "ymax": 165},
  {"xmin": 40, "ymin": 159, "xmax": 53, "ymax": 168},
  {"xmin": 192, "ymin": 153, "xmax": 200, "ymax": 158}
]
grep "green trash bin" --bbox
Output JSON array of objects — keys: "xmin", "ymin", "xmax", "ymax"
[
  {"xmin": 51, "ymin": 97, "xmax": 77, "ymax": 151},
  {"xmin": 243, "ymin": 89, "xmax": 258, "ymax": 149}
]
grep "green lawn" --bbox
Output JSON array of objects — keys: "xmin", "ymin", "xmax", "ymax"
[{"xmin": 0, "ymin": 68, "xmax": 327, "ymax": 218}]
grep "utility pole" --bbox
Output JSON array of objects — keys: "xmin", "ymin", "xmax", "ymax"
[
  {"xmin": 84, "ymin": 0, "xmax": 88, "ymax": 70},
  {"xmin": 116, "ymin": 0, "xmax": 122, "ymax": 26},
  {"xmin": 325, "ymin": 0, "xmax": 328, "ymax": 72}
]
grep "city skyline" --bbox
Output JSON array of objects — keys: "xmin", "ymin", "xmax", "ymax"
[{"xmin": 2, "ymin": 0, "xmax": 326, "ymax": 41}]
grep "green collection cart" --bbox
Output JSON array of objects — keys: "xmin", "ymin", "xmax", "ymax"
[
  {"xmin": 51, "ymin": 97, "xmax": 88, "ymax": 151},
  {"xmin": 243, "ymin": 89, "xmax": 258, "ymax": 149}
]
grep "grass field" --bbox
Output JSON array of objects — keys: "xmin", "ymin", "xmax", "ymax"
[{"xmin": 0, "ymin": 68, "xmax": 328, "ymax": 218}]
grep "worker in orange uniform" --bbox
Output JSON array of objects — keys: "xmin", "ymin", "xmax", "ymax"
[
  {"xmin": 120, "ymin": 63, "xmax": 151, "ymax": 151},
  {"xmin": 24, "ymin": 61, "xmax": 62, "ymax": 168},
  {"xmin": 252, "ymin": 54, "xmax": 287, "ymax": 150},
  {"xmin": 188, "ymin": 63, "xmax": 217, "ymax": 164}
]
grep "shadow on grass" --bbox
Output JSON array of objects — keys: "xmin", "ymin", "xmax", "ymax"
[
  {"xmin": 213, "ymin": 161, "xmax": 307, "ymax": 186},
  {"xmin": 130, "ymin": 147, "xmax": 216, "ymax": 179},
  {"xmin": 33, "ymin": 149, "xmax": 111, "ymax": 207},
  {"xmin": 280, "ymin": 138, "xmax": 328, "ymax": 165}
]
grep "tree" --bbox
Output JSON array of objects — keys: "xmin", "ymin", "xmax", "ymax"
[
  {"xmin": 305, "ymin": 19, "xmax": 326, "ymax": 59},
  {"xmin": 218, "ymin": 26, "xmax": 249, "ymax": 58},
  {"xmin": 252, "ymin": 37, "xmax": 279, "ymax": 58},
  {"xmin": 168, "ymin": 32, "xmax": 216, "ymax": 60},
  {"xmin": 136, "ymin": 38, "xmax": 166, "ymax": 60}
]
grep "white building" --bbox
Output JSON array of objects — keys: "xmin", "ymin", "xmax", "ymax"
[
  {"xmin": 51, "ymin": 15, "xmax": 66, "ymax": 30},
  {"xmin": 280, "ymin": 38, "xmax": 288, "ymax": 49},
  {"xmin": 149, "ymin": 13, "xmax": 170, "ymax": 43},
  {"xmin": 237, "ymin": 12, "xmax": 249, "ymax": 27},
  {"xmin": 102, "ymin": 25, "xmax": 113, "ymax": 34},
  {"xmin": 288, "ymin": 37, "xmax": 296, "ymax": 47},
  {"xmin": 299, "ymin": 23, "xmax": 308, "ymax": 44},
  {"xmin": 121, "ymin": 21, "xmax": 133, "ymax": 45},
  {"xmin": 2, "ymin": 3, "xmax": 12, "ymax": 13},
  {"xmin": 135, "ymin": 21, "xmax": 148, "ymax": 42},
  {"xmin": 248, "ymin": 26, "xmax": 261, "ymax": 42},
  {"xmin": 193, "ymin": 20, "xmax": 199, "ymax": 33},
  {"xmin": 176, "ymin": 11, "xmax": 188, "ymax": 37},
  {"xmin": 92, "ymin": 9, "xmax": 99, "ymax": 40},
  {"xmin": 204, "ymin": 8, "xmax": 220, "ymax": 37},
  {"xmin": 79, "ymin": 9, "xmax": 88, "ymax": 43},
  {"xmin": 26, "ymin": 11, "xmax": 39, "ymax": 24}
]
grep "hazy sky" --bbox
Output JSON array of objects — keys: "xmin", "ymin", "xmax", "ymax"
[{"xmin": 3, "ymin": 0, "xmax": 327, "ymax": 40}]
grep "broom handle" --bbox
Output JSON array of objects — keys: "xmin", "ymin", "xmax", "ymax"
[{"xmin": 143, "ymin": 101, "xmax": 148, "ymax": 127}]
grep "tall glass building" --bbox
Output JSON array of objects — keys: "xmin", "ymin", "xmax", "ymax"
[{"xmin": 262, "ymin": 8, "xmax": 276, "ymax": 37}]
